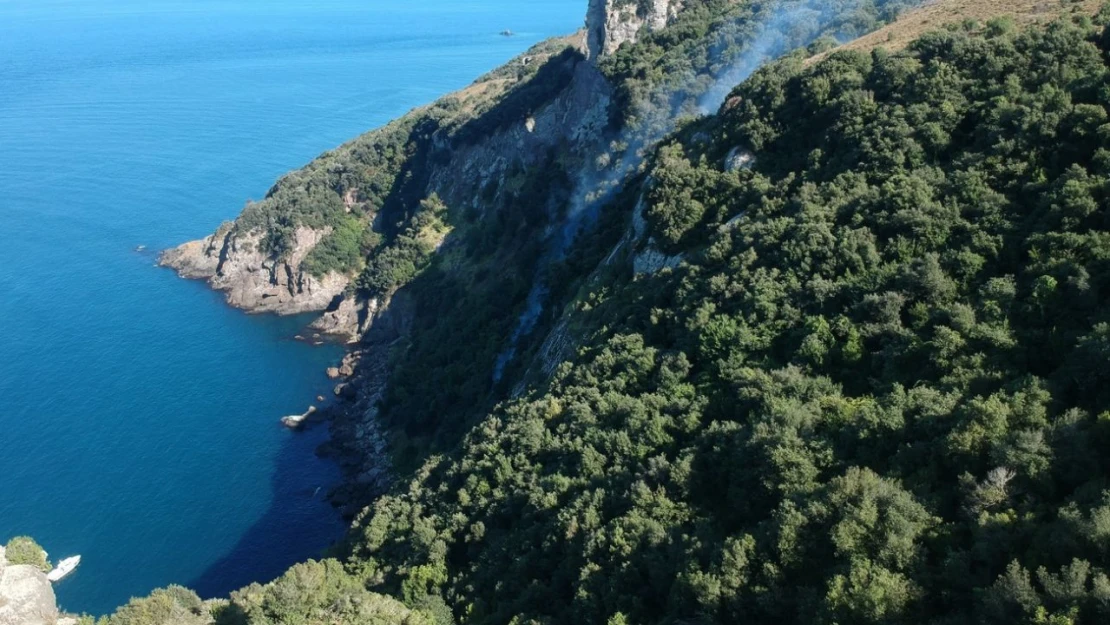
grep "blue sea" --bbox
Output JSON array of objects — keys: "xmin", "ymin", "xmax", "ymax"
[{"xmin": 0, "ymin": 0, "xmax": 583, "ymax": 615}]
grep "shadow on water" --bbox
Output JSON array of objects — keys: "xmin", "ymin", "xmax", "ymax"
[{"xmin": 186, "ymin": 420, "xmax": 346, "ymax": 598}]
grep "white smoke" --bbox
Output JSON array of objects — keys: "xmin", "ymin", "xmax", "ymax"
[
  {"xmin": 698, "ymin": 5, "xmax": 823, "ymax": 112},
  {"xmin": 493, "ymin": 0, "xmax": 899, "ymax": 382}
]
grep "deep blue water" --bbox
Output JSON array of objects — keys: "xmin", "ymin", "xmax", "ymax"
[{"xmin": 0, "ymin": 0, "xmax": 583, "ymax": 615}]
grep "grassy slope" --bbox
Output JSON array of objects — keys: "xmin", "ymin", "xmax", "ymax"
[{"xmin": 811, "ymin": 0, "xmax": 1104, "ymax": 63}]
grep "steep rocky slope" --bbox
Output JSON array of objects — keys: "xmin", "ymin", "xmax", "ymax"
[
  {"xmin": 0, "ymin": 545, "xmax": 69, "ymax": 625},
  {"xmin": 160, "ymin": 32, "xmax": 604, "ymax": 325},
  {"xmin": 586, "ymin": 0, "xmax": 684, "ymax": 57},
  {"xmin": 164, "ymin": 0, "xmax": 921, "ymax": 507}
]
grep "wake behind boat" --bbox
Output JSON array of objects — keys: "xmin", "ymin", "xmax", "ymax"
[{"xmin": 46, "ymin": 555, "xmax": 80, "ymax": 582}]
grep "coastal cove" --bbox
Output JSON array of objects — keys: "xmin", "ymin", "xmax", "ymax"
[{"xmin": 0, "ymin": 0, "xmax": 584, "ymax": 616}]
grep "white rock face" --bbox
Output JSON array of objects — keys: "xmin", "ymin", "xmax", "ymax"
[
  {"xmin": 0, "ymin": 553, "xmax": 59, "ymax": 625},
  {"xmin": 633, "ymin": 245, "xmax": 683, "ymax": 275},
  {"xmin": 586, "ymin": 0, "xmax": 682, "ymax": 59},
  {"xmin": 160, "ymin": 224, "xmax": 349, "ymax": 315},
  {"xmin": 724, "ymin": 147, "xmax": 756, "ymax": 172}
]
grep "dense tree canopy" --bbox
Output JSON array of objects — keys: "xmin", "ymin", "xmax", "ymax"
[{"xmin": 344, "ymin": 10, "xmax": 1110, "ymax": 625}]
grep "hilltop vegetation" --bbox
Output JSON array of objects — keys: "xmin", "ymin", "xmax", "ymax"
[{"xmin": 4, "ymin": 536, "xmax": 51, "ymax": 572}]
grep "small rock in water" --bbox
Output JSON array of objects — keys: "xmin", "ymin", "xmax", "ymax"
[
  {"xmin": 281, "ymin": 405, "xmax": 317, "ymax": 429},
  {"xmin": 294, "ymin": 335, "xmax": 305, "ymax": 341},
  {"xmin": 316, "ymin": 395, "xmax": 325, "ymax": 402},
  {"xmin": 326, "ymin": 367, "xmax": 341, "ymax": 379},
  {"xmin": 335, "ymin": 383, "xmax": 357, "ymax": 400}
]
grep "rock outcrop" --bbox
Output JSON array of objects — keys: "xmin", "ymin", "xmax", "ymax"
[
  {"xmin": 160, "ymin": 223, "xmax": 349, "ymax": 315},
  {"xmin": 427, "ymin": 59, "xmax": 611, "ymax": 216},
  {"xmin": 0, "ymin": 546, "xmax": 60, "ymax": 625},
  {"xmin": 586, "ymin": 0, "xmax": 682, "ymax": 58},
  {"xmin": 310, "ymin": 294, "xmax": 381, "ymax": 342}
]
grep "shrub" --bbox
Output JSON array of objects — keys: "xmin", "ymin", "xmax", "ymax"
[{"xmin": 4, "ymin": 536, "xmax": 50, "ymax": 572}]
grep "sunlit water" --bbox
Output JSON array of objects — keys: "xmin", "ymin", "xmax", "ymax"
[{"xmin": 0, "ymin": 0, "xmax": 583, "ymax": 614}]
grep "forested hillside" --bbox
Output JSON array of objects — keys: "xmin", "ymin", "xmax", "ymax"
[
  {"xmin": 345, "ymin": 8, "xmax": 1110, "ymax": 625},
  {"xmin": 114, "ymin": 0, "xmax": 1110, "ymax": 624}
]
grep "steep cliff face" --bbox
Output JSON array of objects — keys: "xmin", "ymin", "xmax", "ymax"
[
  {"xmin": 586, "ymin": 0, "xmax": 683, "ymax": 58},
  {"xmin": 427, "ymin": 61, "xmax": 610, "ymax": 212},
  {"xmin": 160, "ymin": 223, "xmax": 349, "ymax": 315},
  {"xmin": 0, "ymin": 546, "xmax": 59, "ymax": 625}
]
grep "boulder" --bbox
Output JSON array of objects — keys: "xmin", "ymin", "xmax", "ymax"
[{"xmin": 0, "ymin": 564, "xmax": 59, "ymax": 625}]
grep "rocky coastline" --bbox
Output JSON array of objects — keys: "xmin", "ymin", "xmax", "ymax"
[
  {"xmin": 159, "ymin": 0, "xmax": 676, "ymax": 519},
  {"xmin": 0, "ymin": 545, "xmax": 77, "ymax": 625},
  {"xmin": 158, "ymin": 223, "xmax": 350, "ymax": 317}
]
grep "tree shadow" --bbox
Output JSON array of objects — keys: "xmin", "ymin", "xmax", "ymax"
[{"xmin": 185, "ymin": 422, "xmax": 345, "ymax": 598}]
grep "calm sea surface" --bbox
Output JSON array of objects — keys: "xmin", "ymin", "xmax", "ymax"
[{"xmin": 0, "ymin": 0, "xmax": 583, "ymax": 614}]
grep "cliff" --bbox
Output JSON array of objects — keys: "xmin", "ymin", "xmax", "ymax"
[
  {"xmin": 0, "ymin": 545, "xmax": 64, "ymax": 625},
  {"xmin": 160, "ymin": 0, "xmax": 673, "ymax": 322},
  {"xmin": 586, "ymin": 0, "xmax": 683, "ymax": 58}
]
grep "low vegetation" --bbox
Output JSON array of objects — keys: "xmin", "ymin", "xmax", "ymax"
[{"xmin": 4, "ymin": 535, "xmax": 50, "ymax": 572}]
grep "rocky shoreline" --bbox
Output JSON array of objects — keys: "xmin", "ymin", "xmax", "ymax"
[
  {"xmin": 161, "ymin": 236, "xmax": 410, "ymax": 517},
  {"xmin": 158, "ymin": 222, "xmax": 350, "ymax": 318},
  {"xmin": 158, "ymin": 215, "xmax": 399, "ymax": 514},
  {"xmin": 155, "ymin": 0, "xmax": 679, "ymax": 520}
]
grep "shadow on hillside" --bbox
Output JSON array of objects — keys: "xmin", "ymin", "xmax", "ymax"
[{"xmin": 186, "ymin": 423, "xmax": 345, "ymax": 598}]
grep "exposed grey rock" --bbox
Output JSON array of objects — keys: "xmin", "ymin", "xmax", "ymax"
[
  {"xmin": 310, "ymin": 294, "xmax": 380, "ymax": 342},
  {"xmin": 334, "ymin": 383, "xmax": 356, "ymax": 400},
  {"xmin": 718, "ymin": 211, "xmax": 746, "ymax": 232},
  {"xmin": 160, "ymin": 224, "xmax": 348, "ymax": 315},
  {"xmin": 281, "ymin": 406, "xmax": 317, "ymax": 429},
  {"xmin": 428, "ymin": 62, "xmax": 612, "ymax": 215},
  {"xmin": 586, "ymin": 0, "xmax": 682, "ymax": 59},
  {"xmin": 0, "ymin": 563, "xmax": 58, "ymax": 625},
  {"xmin": 633, "ymin": 244, "xmax": 683, "ymax": 275}
]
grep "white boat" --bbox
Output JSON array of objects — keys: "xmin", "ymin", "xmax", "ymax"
[{"xmin": 46, "ymin": 555, "xmax": 80, "ymax": 582}]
